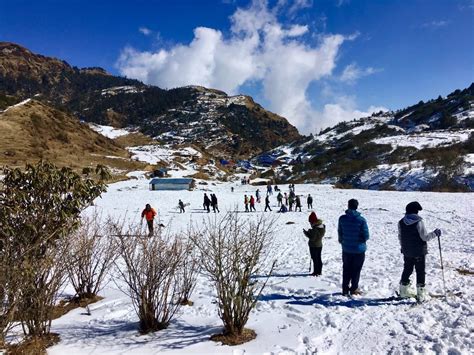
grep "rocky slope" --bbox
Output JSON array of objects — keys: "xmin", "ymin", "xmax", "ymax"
[
  {"xmin": 262, "ymin": 84, "xmax": 474, "ymax": 191},
  {"xmin": 0, "ymin": 42, "xmax": 300, "ymax": 158}
]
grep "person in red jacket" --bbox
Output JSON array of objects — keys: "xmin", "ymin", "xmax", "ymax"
[
  {"xmin": 250, "ymin": 195, "xmax": 256, "ymax": 211},
  {"xmin": 141, "ymin": 203, "xmax": 157, "ymax": 236}
]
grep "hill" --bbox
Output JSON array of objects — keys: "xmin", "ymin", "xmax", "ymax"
[
  {"xmin": 0, "ymin": 42, "xmax": 300, "ymax": 158},
  {"xmin": 0, "ymin": 98, "xmax": 145, "ymax": 174},
  {"xmin": 260, "ymin": 84, "xmax": 474, "ymax": 191}
]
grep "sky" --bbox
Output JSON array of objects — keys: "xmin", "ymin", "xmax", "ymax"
[{"xmin": 1, "ymin": 0, "xmax": 473, "ymax": 133}]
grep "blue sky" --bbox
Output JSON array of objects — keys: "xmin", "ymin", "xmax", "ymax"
[{"xmin": 1, "ymin": 0, "xmax": 473, "ymax": 132}]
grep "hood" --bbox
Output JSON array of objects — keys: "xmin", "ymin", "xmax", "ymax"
[
  {"xmin": 311, "ymin": 219, "xmax": 324, "ymax": 228},
  {"xmin": 345, "ymin": 209, "xmax": 361, "ymax": 218},
  {"xmin": 403, "ymin": 214, "xmax": 422, "ymax": 225}
]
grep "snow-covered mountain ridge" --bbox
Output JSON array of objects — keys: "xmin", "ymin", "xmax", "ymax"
[{"xmin": 259, "ymin": 84, "xmax": 474, "ymax": 191}]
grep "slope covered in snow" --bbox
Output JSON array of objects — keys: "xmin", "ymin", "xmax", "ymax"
[{"xmin": 35, "ymin": 178, "xmax": 474, "ymax": 355}]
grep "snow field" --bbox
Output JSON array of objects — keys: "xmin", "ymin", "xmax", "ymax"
[{"xmin": 48, "ymin": 176, "xmax": 473, "ymax": 354}]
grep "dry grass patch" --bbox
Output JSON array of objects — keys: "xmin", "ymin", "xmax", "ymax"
[
  {"xmin": 6, "ymin": 333, "xmax": 60, "ymax": 355},
  {"xmin": 210, "ymin": 328, "xmax": 257, "ymax": 346},
  {"xmin": 51, "ymin": 295, "xmax": 104, "ymax": 320}
]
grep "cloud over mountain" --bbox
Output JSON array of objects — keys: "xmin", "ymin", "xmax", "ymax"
[{"xmin": 117, "ymin": 0, "xmax": 379, "ymax": 133}]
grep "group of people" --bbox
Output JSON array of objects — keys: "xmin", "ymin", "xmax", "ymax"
[
  {"xmin": 203, "ymin": 193, "xmax": 220, "ymax": 213},
  {"xmin": 303, "ymin": 199, "xmax": 441, "ymax": 302}
]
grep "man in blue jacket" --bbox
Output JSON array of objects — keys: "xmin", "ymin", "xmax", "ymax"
[{"xmin": 338, "ymin": 199, "xmax": 369, "ymax": 296}]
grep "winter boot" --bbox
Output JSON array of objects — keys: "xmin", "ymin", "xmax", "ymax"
[
  {"xmin": 416, "ymin": 285, "xmax": 427, "ymax": 303},
  {"xmin": 399, "ymin": 283, "xmax": 416, "ymax": 298}
]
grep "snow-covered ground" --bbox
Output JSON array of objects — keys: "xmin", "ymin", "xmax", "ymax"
[
  {"xmin": 45, "ymin": 177, "xmax": 473, "ymax": 355},
  {"xmin": 372, "ymin": 129, "xmax": 473, "ymax": 149},
  {"xmin": 89, "ymin": 124, "xmax": 133, "ymax": 139}
]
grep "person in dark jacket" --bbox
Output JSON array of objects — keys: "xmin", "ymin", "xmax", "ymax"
[
  {"xmin": 307, "ymin": 194, "xmax": 313, "ymax": 209},
  {"xmin": 244, "ymin": 195, "xmax": 249, "ymax": 212},
  {"xmin": 398, "ymin": 201, "xmax": 441, "ymax": 302},
  {"xmin": 295, "ymin": 195, "xmax": 302, "ymax": 212},
  {"xmin": 203, "ymin": 193, "xmax": 211, "ymax": 213},
  {"xmin": 178, "ymin": 199, "xmax": 185, "ymax": 213},
  {"xmin": 338, "ymin": 199, "xmax": 369, "ymax": 296},
  {"xmin": 277, "ymin": 192, "xmax": 283, "ymax": 207},
  {"xmin": 211, "ymin": 194, "xmax": 220, "ymax": 213},
  {"xmin": 264, "ymin": 194, "xmax": 272, "ymax": 211},
  {"xmin": 303, "ymin": 212, "xmax": 326, "ymax": 276}
]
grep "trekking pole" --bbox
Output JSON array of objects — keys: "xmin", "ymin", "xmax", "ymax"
[{"xmin": 437, "ymin": 235, "xmax": 447, "ymax": 299}]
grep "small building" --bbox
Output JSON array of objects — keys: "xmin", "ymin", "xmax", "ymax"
[
  {"xmin": 149, "ymin": 178, "xmax": 195, "ymax": 191},
  {"xmin": 153, "ymin": 168, "xmax": 168, "ymax": 178}
]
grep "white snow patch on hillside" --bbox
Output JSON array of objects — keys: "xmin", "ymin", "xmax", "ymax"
[
  {"xmin": 372, "ymin": 129, "xmax": 473, "ymax": 149},
  {"xmin": 2, "ymin": 98, "xmax": 31, "ymax": 112},
  {"xmin": 89, "ymin": 124, "xmax": 132, "ymax": 139},
  {"xmin": 101, "ymin": 86, "xmax": 144, "ymax": 96},
  {"xmin": 464, "ymin": 154, "xmax": 474, "ymax": 175},
  {"xmin": 45, "ymin": 180, "xmax": 473, "ymax": 355},
  {"xmin": 128, "ymin": 145, "xmax": 202, "ymax": 165}
]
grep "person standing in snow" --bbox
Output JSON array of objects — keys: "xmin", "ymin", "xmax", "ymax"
[
  {"xmin": 178, "ymin": 200, "xmax": 185, "ymax": 213},
  {"xmin": 203, "ymin": 193, "xmax": 211, "ymax": 213},
  {"xmin": 264, "ymin": 194, "xmax": 272, "ymax": 212},
  {"xmin": 284, "ymin": 192, "xmax": 288, "ymax": 206},
  {"xmin": 307, "ymin": 194, "xmax": 313, "ymax": 209},
  {"xmin": 267, "ymin": 184, "xmax": 273, "ymax": 196},
  {"xmin": 303, "ymin": 212, "xmax": 326, "ymax": 276},
  {"xmin": 250, "ymin": 195, "xmax": 256, "ymax": 211},
  {"xmin": 211, "ymin": 194, "xmax": 220, "ymax": 213},
  {"xmin": 256, "ymin": 189, "xmax": 261, "ymax": 203},
  {"xmin": 288, "ymin": 194, "xmax": 294, "ymax": 211},
  {"xmin": 141, "ymin": 203, "xmax": 157, "ymax": 236},
  {"xmin": 244, "ymin": 194, "xmax": 249, "ymax": 212},
  {"xmin": 338, "ymin": 199, "xmax": 369, "ymax": 296},
  {"xmin": 295, "ymin": 195, "xmax": 302, "ymax": 212},
  {"xmin": 398, "ymin": 201, "xmax": 441, "ymax": 302},
  {"xmin": 277, "ymin": 192, "xmax": 283, "ymax": 207}
]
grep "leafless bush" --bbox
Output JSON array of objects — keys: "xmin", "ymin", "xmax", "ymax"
[
  {"xmin": 17, "ymin": 235, "xmax": 69, "ymax": 337},
  {"xmin": 66, "ymin": 214, "xmax": 118, "ymax": 300},
  {"xmin": 0, "ymin": 239, "xmax": 19, "ymax": 347},
  {"xmin": 191, "ymin": 211, "xmax": 276, "ymax": 340},
  {"xmin": 112, "ymin": 223, "xmax": 198, "ymax": 334}
]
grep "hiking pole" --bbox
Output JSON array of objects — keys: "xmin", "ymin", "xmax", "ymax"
[{"xmin": 437, "ymin": 235, "xmax": 447, "ymax": 299}]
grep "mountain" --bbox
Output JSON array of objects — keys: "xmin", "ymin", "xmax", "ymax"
[
  {"xmin": 0, "ymin": 42, "xmax": 300, "ymax": 158},
  {"xmin": 263, "ymin": 84, "xmax": 474, "ymax": 191},
  {"xmin": 0, "ymin": 97, "xmax": 145, "ymax": 174}
]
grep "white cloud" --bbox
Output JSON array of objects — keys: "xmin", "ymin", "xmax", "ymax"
[
  {"xmin": 118, "ymin": 0, "xmax": 381, "ymax": 134},
  {"xmin": 313, "ymin": 97, "xmax": 388, "ymax": 132},
  {"xmin": 340, "ymin": 63, "xmax": 381, "ymax": 83},
  {"xmin": 139, "ymin": 27, "xmax": 152, "ymax": 36},
  {"xmin": 422, "ymin": 20, "xmax": 449, "ymax": 29}
]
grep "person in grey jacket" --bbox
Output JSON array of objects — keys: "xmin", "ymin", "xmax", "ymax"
[{"xmin": 398, "ymin": 201, "xmax": 441, "ymax": 302}]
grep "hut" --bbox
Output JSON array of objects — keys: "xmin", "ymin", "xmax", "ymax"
[{"xmin": 149, "ymin": 178, "xmax": 195, "ymax": 191}]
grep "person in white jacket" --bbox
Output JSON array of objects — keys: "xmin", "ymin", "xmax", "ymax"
[{"xmin": 398, "ymin": 201, "xmax": 441, "ymax": 302}]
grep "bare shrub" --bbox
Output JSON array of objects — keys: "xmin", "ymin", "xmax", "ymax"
[
  {"xmin": 0, "ymin": 237, "xmax": 19, "ymax": 347},
  {"xmin": 17, "ymin": 235, "xmax": 70, "ymax": 337},
  {"xmin": 191, "ymin": 211, "xmax": 276, "ymax": 343},
  {"xmin": 112, "ymin": 224, "xmax": 198, "ymax": 334},
  {"xmin": 66, "ymin": 214, "xmax": 118, "ymax": 300}
]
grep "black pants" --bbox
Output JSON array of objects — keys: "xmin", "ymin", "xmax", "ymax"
[
  {"xmin": 309, "ymin": 247, "xmax": 322, "ymax": 275},
  {"xmin": 401, "ymin": 255, "xmax": 425, "ymax": 287},
  {"xmin": 308, "ymin": 203, "xmax": 313, "ymax": 209},
  {"xmin": 146, "ymin": 220, "xmax": 154, "ymax": 235},
  {"xmin": 265, "ymin": 203, "xmax": 272, "ymax": 211},
  {"xmin": 342, "ymin": 252, "xmax": 365, "ymax": 294},
  {"xmin": 250, "ymin": 204, "xmax": 256, "ymax": 211}
]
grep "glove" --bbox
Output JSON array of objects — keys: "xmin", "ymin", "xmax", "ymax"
[{"xmin": 434, "ymin": 229, "xmax": 441, "ymax": 237}]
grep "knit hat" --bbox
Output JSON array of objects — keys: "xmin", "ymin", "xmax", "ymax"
[
  {"xmin": 308, "ymin": 211, "xmax": 318, "ymax": 225},
  {"xmin": 348, "ymin": 199, "xmax": 359, "ymax": 210},
  {"xmin": 406, "ymin": 201, "xmax": 422, "ymax": 214}
]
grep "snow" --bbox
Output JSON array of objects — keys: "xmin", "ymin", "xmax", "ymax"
[
  {"xmin": 2, "ymin": 98, "xmax": 31, "ymax": 112},
  {"xmin": 89, "ymin": 124, "xmax": 132, "ymax": 139},
  {"xmin": 372, "ymin": 129, "xmax": 473, "ymax": 149},
  {"xmin": 43, "ymin": 179, "xmax": 473, "ymax": 355}
]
